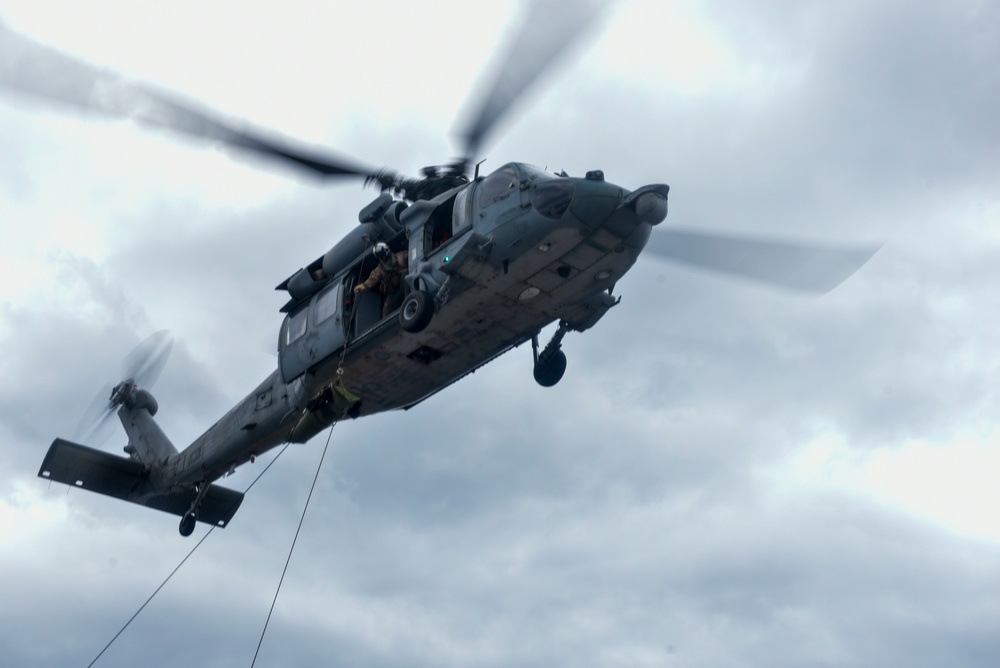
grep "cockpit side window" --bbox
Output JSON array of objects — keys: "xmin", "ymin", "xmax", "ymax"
[{"xmin": 479, "ymin": 166, "xmax": 519, "ymax": 206}]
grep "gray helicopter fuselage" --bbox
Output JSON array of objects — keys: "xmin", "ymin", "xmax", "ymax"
[{"xmin": 163, "ymin": 163, "xmax": 668, "ymax": 489}]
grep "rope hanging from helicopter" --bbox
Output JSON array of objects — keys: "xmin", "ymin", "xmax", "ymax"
[
  {"xmin": 86, "ymin": 250, "xmax": 376, "ymax": 665},
  {"xmin": 84, "ymin": 422, "xmax": 338, "ymax": 667},
  {"xmin": 244, "ymin": 232, "xmax": 385, "ymax": 664},
  {"xmin": 250, "ymin": 422, "xmax": 336, "ymax": 667},
  {"xmin": 83, "ymin": 243, "xmax": 380, "ymax": 666}
]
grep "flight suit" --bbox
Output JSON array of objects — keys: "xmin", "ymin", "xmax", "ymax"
[{"xmin": 356, "ymin": 251, "xmax": 408, "ymax": 317}]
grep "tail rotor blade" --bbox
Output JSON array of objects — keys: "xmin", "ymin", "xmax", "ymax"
[
  {"xmin": 73, "ymin": 331, "xmax": 174, "ymax": 445},
  {"xmin": 74, "ymin": 382, "xmax": 118, "ymax": 444},
  {"xmin": 646, "ymin": 229, "xmax": 880, "ymax": 294},
  {"xmin": 125, "ymin": 330, "xmax": 173, "ymax": 390}
]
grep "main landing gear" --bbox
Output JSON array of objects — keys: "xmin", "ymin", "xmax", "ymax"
[
  {"xmin": 399, "ymin": 289, "xmax": 434, "ymax": 333},
  {"xmin": 532, "ymin": 322, "xmax": 570, "ymax": 387}
]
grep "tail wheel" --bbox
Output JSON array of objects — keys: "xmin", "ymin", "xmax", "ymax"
[
  {"xmin": 399, "ymin": 290, "xmax": 434, "ymax": 333},
  {"xmin": 179, "ymin": 511, "xmax": 198, "ymax": 537}
]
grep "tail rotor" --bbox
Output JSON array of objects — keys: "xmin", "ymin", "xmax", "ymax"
[{"xmin": 74, "ymin": 331, "xmax": 173, "ymax": 445}]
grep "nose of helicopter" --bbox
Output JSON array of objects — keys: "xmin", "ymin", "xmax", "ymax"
[
  {"xmin": 567, "ymin": 172, "xmax": 623, "ymax": 226},
  {"xmin": 566, "ymin": 172, "xmax": 668, "ymax": 227},
  {"xmin": 631, "ymin": 188, "xmax": 669, "ymax": 225},
  {"xmin": 554, "ymin": 174, "xmax": 670, "ymax": 264},
  {"xmin": 567, "ymin": 172, "xmax": 667, "ymax": 232}
]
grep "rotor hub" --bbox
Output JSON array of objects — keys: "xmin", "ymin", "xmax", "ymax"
[{"xmin": 109, "ymin": 380, "xmax": 136, "ymax": 408}]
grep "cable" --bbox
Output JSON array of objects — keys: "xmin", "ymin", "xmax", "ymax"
[
  {"xmin": 86, "ymin": 525, "xmax": 214, "ymax": 668},
  {"xmin": 244, "ymin": 443, "xmax": 291, "ymax": 495},
  {"xmin": 250, "ymin": 424, "xmax": 335, "ymax": 667},
  {"xmin": 86, "ymin": 443, "xmax": 291, "ymax": 668}
]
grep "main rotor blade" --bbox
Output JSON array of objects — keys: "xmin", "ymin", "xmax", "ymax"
[
  {"xmin": 645, "ymin": 229, "xmax": 880, "ymax": 294},
  {"xmin": 0, "ymin": 22, "xmax": 375, "ymax": 180},
  {"xmin": 457, "ymin": 0, "xmax": 608, "ymax": 160}
]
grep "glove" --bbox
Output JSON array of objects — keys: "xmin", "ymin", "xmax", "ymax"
[{"xmin": 353, "ymin": 284, "xmax": 366, "ymax": 295}]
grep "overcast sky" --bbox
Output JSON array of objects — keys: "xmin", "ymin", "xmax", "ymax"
[{"xmin": 2, "ymin": 1, "xmax": 999, "ymax": 667}]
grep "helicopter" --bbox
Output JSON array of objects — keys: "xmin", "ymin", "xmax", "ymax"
[{"xmin": 2, "ymin": 3, "xmax": 878, "ymax": 537}]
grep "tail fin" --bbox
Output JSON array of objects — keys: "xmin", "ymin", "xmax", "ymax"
[{"xmin": 39, "ymin": 439, "xmax": 243, "ymax": 528}]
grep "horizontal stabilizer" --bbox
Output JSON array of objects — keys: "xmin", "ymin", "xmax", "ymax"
[{"xmin": 38, "ymin": 439, "xmax": 244, "ymax": 528}]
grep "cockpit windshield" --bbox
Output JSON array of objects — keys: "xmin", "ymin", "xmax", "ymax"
[
  {"xmin": 479, "ymin": 165, "xmax": 519, "ymax": 205},
  {"xmin": 517, "ymin": 164, "xmax": 575, "ymax": 219},
  {"xmin": 515, "ymin": 164, "xmax": 556, "ymax": 183},
  {"xmin": 475, "ymin": 163, "xmax": 574, "ymax": 222}
]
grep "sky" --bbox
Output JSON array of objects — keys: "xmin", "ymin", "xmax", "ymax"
[{"xmin": 1, "ymin": 1, "xmax": 999, "ymax": 666}]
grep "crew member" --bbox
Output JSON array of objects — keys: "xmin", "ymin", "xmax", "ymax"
[{"xmin": 354, "ymin": 242, "xmax": 408, "ymax": 317}]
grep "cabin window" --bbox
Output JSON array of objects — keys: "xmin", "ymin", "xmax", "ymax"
[
  {"xmin": 286, "ymin": 306, "xmax": 308, "ymax": 344},
  {"xmin": 314, "ymin": 284, "xmax": 339, "ymax": 324},
  {"xmin": 479, "ymin": 166, "xmax": 518, "ymax": 205}
]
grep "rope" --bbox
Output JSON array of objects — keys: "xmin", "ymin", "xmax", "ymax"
[
  {"xmin": 88, "ymin": 228, "xmax": 369, "ymax": 666},
  {"xmin": 250, "ymin": 423, "xmax": 335, "ymax": 667},
  {"xmin": 86, "ymin": 525, "xmax": 214, "ymax": 668},
  {"xmin": 85, "ymin": 443, "xmax": 291, "ymax": 668}
]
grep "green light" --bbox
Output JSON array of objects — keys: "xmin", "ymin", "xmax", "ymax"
[{"xmin": 444, "ymin": 256, "xmax": 451, "ymax": 263}]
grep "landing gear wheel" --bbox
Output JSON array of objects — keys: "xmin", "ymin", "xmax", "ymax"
[
  {"xmin": 533, "ymin": 349, "xmax": 567, "ymax": 387},
  {"xmin": 179, "ymin": 510, "xmax": 198, "ymax": 537},
  {"xmin": 399, "ymin": 290, "xmax": 434, "ymax": 333}
]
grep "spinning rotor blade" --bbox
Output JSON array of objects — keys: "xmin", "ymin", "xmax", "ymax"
[
  {"xmin": 646, "ymin": 229, "xmax": 880, "ymax": 294},
  {"xmin": 457, "ymin": 0, "xmax": 608, "ymax": 161},
  {"xmin": 74, "ymin": 331, "xmax": 173, "ymax": 445},
  {"xmin": 75, "ymin": 384, "xmax": 120, "ymax": 446},
  {"xmin": 0, "ymin": 22, "xmax": 375, "ymax": 181},
  {"xmin": 122, "ymin": 329, "xmax": 173, "ymax": 390}
]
